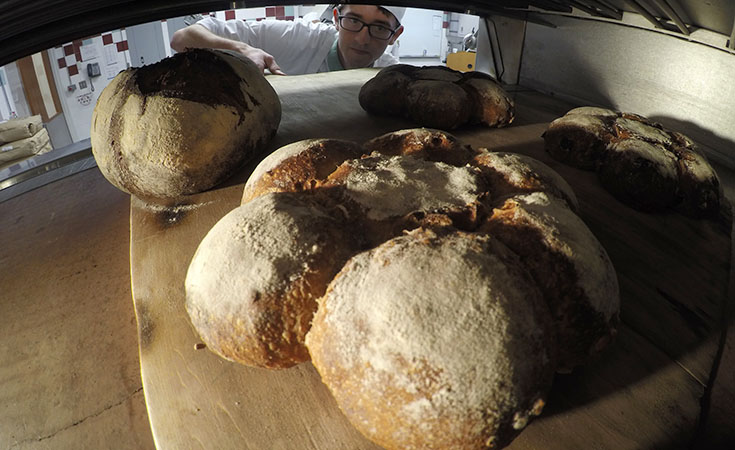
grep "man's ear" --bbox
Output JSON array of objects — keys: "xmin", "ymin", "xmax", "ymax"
[
  {"xmin": 388, "ymin": 26, "xmax": 404, "ymax": 45},
  {"xmin": 333, "ymin": 7, "xmax": 340, "ymax": 29}
]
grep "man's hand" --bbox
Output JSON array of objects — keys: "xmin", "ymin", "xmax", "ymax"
[{"xmin": 236, "ymin": 43, "xmax": 286, "ymax": 75}]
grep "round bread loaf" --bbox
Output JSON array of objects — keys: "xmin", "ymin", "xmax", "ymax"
[
  {"xmin": 91, "ymin": 48, "xmax": 281, "ymax": 201},
  {"xmin": 359, "ymin": 65, "xmax": 514, "ymax": 130},
  {"xmin": 306, "ymin": 228, "xmax": 556, "ymax": 450},
  {"xmin": 185, "ymin": 127, "xmax": 620, "ymax": 448},
  {"xmin": 543, "ymin": 107, "xmax": 723, "ymax": 219},
  {"xmin": 185, "ymin": 191, "xmax": 359, "ymax": 368}
]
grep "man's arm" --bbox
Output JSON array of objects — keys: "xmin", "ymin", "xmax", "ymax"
[{"xmin": 170, "ymin": 24, "xmax": 285, "ymax": 75}]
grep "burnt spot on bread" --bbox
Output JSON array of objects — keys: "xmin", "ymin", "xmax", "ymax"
[
  {"xmin": 133, "ymin": 49, "xmax": 253, "ymax": 124},
  {"xmin": 156, "ymin": 205, "xmax": 189, "ymax": 228}
]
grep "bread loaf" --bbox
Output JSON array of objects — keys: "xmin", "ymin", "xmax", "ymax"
[
  {"xmin": 91, "ymin": 49, "xmax": 281, "ymax": 201},
  {"xmin": 306, "ymin": 228, "xmax": 556, "ymax": 450},
  {"xmin": 359, "ymin": 65, "xmax": 514, "ymax": 130},
  {"xmin": 544, "ymin": 107, "xmax": 723, "ymax": 218},
  {"xmin": 185, "ymin": 191, "xmax": 359, "ymax": 368},
  {"xmin": 185, "ymin": 127, "xmax": 620, "ymax": 449}
]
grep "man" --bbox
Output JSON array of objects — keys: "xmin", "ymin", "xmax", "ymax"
[{"xmin": 170, "ymin": 4, "xmax": 405, "ymax": 75}]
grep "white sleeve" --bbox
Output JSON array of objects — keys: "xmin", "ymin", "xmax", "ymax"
[
  {"xmin": 198, "ymin": 17, "xmax": 337, "ymax": 75},
  {"xmin": 197, "ymin": 16, "xmax": 259, "ymax": 44}
]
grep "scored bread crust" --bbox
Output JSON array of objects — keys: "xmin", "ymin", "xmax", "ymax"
[
  {"xmin": 359, "ymin": 65, "xmax": 514, "ymax": 130},
  {"xmin": 242, "ymin": 138, "xmax": 364, "ymax": 203},
  {"xmin": 91, "ymin": 49, "xmax": 281, "ymax": 201}
]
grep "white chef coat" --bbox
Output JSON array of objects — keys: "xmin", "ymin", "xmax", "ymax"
[{"xmin": 197, "ymin": 17, "xmax": 400, "ymax": 75}]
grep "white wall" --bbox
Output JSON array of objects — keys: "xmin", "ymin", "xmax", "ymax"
[
  {"xmin": 50, "ymin": 30, "xmax": 130, "ymax": 142},
  {"xmin": 396, "ymin": 8, "xmax": 445, "ymax": 58},
  {"xmin": 519, "ymin": 14, "xmax": 735, "ymax": 167}
]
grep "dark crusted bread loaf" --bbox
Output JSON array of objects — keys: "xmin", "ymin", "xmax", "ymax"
[
  {"xmin": 185, "ymin": 127, "xmax": 620, "ymax": 449},
  {"xmin": 91, "ymin": 49, "xmax": 281, "ymax": 202},
  {"xmin": 544, "ymin": 107, "xmax": 723, "ymax": 218},
  {"xmin": 359, "ymin": 65, "xmax": 514, "ymax": 130}
]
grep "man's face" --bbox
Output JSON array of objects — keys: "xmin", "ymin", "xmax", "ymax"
[{"xmin": 334, "ymin": 5, "xmax": 404, "ymax": 69}]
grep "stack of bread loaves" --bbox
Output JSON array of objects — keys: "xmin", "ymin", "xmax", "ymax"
[
  {"xmin": 543, "ymin": 107, "xmax": 723, "ymax": 219},
  {"xmin": 90, "ymin": 48, "xmax": 281, "ymax": 202},
  {"xmin": 359, "ymin": 64, "xmax": 514, "ymax": 130},
  {"xmin": 185, "ymin": 128, "xmax": 620, "ymax": 449},
  {"xmin": 0, "ymin": 115, "xmax": 52, "ymax": 168}
]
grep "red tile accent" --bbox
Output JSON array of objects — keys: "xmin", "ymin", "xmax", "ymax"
[
  {"xmin": 276, "ymin": 16, "xmax": 284, "ymax": 20},
  {"xmin": 285, "ymin": 16, "xmax": 294, "ymax": 21},
  {"xmin": 64, "ymin": 44, "xmax": 74, "ymax": 56},
  {"xmin": 266, "ymin": 7, "xmax": 276, "ymax": 16},
  {"xmin": 256, "ymin": 17, "xmax": 264, "ymax": 21},
  {"xmin": 116, "ymin": 40, "xmax": 128, "ymax": 52},
  {"xmin": 102, "ymin": 33, "xmax": 113, "ymax": 45},
  {"xmin": 68, "ymin": 65, "xmax": 79, "ymax": 76},
  {"xmin": 225, "ymin": 10, "xmax": 235, "ymax": 20},
  {"xmin": 74, "ymin": 47, "xmax": 82, "ymax": 62},
  {"xmin": 443, "ymin": 21, "xmax": 449, "ymax": 28},
  {"xmin": 275, "ymin": 6, "xmax": 285, "ymax": 16},
  {"xmin": 57, "ymin": 58, "xmax": 67, "ymax": 69}
]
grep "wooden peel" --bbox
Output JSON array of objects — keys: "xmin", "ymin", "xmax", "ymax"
[{"xmin": 130, "ymin": 70, "xmax": 733, "ymax": 449}]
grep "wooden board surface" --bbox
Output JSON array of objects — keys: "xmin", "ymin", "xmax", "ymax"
[{"xmin": 130, "ymin": 69, "xmax": 735, "ymax": 449}]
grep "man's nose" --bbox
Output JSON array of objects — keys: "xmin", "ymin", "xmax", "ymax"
[{"xmin": 356, "ymin": 26, "xmax": 371, "ymax": 44}]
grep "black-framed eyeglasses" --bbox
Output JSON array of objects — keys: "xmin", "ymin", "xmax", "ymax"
[{"xmin": 338, "ymin": 15, "xmax": 398, "ymax": 40}]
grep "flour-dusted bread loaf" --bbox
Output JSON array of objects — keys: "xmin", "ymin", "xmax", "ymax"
[
  {"xmin": 481, "ymin": 192, "xmax": 619, "ymax": 371},
  {"xmin": 91, "ymin": 48, "xmax": 281, "ymax": 201},
  {"xmin": 306, "ymin": 228, "xmax": 556, "ymax": 450},
  {"xmin": 185, "ymin": 127, "xmax": 620, "ymax": 448},
  {"xmin": 185, "ymin": 191, "xmax": 360, "ymax": 368},
  {"xmin": 543, "ymin": 107, "xmax": 723, "ymax": 219},
  {"xmin": 359, "ymin": 65, "xmax": 514, "ymax": 130}
]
